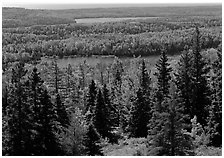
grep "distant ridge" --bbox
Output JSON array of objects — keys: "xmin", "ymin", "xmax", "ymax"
[
  {"xmin": 2, "ymin": 3, "xmax": 221, "ymax": 10},
  {"xmin": 2, "ymin": 5, "xmax": 221, "ymax": 28}
]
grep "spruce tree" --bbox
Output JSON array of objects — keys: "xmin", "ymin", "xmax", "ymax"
[
  {"xmin": 148, "ymin": 88, "xmax": 193, "ymax": 156},
  {"xmin": 40, "ymin": 89, "xmax": 63, "ymax": 155},
  {"xmin": 26, "ymin": 67, "xmax": 45, "ymax": 155},
  {"xmin": 94, "ymin": 89, "xmax": 111, "ymax": 139},
  {"xmin": 102, "ymin": 84, "xmax": 117, "ymax": 143},
  {"xmin": 154, "ymin": 49, "xmax": 172, "ymax": 110},
  {"xmin": 83, "ymin": 124, "xmax": 103, "ymax": 156},
  {"xmin": 110, "ymin": 58, "xmax": 126, "ymax": 130},
  {"xmin": 6, "ymin": 61, "xmax": 29, "ymax": 155},
  {"xmin": 175, "ymin": 50, "xmax": 193, "ymax": 124},
  {"xmin": 129, "ymin": 88, "xmax": 150, "ymax": 138},
  {"xmin": 45, "ymin": 58, "xmax": 65, "ymax": 97},
  {"xmin": 85, "ymin": 80, "xmax": 97, "ymax": 123},
  {"xmin": 207, "ymin": 50, "xmax": 222, "ymax": 147},
  {"xmin": 63, "ymin": 64, "xmax": 76, "ymax": 99},
  {"xmin": 26, "ymin": 67, "xmax": 63, "ymax": 155},
  {"xmin": 139, "ymin": 60, "xmax": 151, "ymax": 92},
  {"xmin": 129, "ymin": 60, "xmax": 151, "ymax": 138},
  {"xmin": 191, "ymin": 27, "xmax": 210, "ymax": 126},
  {"xmin": 56, "ymin": 93, "xmax": 70, "ymax": 128}
]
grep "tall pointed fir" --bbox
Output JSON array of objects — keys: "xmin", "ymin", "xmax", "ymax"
[
  {"xmin": 154, "ymin": 49, "xmax": 172, "ymax": 110},
  {"xmin": 6, "ymin": 61, "xmax": 29, "ymax": 155},
  {"xmin": 40, "ymin": 89, "xmax": 63, "ymax": 155},
  {"xmin": 46, "ymin": 57, "xmax": 65, "ymax": 98},
  {"xmin": 102, "ymin": 84, "xmax": 117, "ymax": 143},
  {"xmin": 110, "ymin": 58, "xmax": 127, "ymax": 131},
  {"xmin": 85, "ymin": 80, "xmax": 97, "ymax": 123},
  {"xmin": 83, "ymin": 124, "xmax": 103, "ymax": 156},
  {"xmin": 93, "ymin": 89, "xmax": 111, "ymax": 140},
  {"xmin": 148, "ymin": 87, "xmax": 193, "ymax": 156},
  {"xmin": 207, "ymin": 50, "xmax": 222, "ymax": 147},
  {"xmin": 191, "ymin": 27, "xmax": 210, "ymax": 127},
  {"xmin": 26, "ymin": 67, "xmax": 45, "ymax": 155},
  {"xmin": 129, "ymin": 60, "xmax": 152, "ymax": 138},
  {"xmin": 147, "ymin": 49, "xmax": 174, "ymax": 155},
  {"xmin": 26, "ymin": 67, "xmax": 63, "ymax": 155},
  {"xmin": 56, "ymin": 93, "xmax": 70, "ymax": 128},
  {"xmin": 175, "ymin": 50, "xmax": 193, "ymax": 126}
]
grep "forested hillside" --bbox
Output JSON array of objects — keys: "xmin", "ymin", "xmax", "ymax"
[
  {"xmin": 2, "ymin": 5, "xmax": 222, "ymax": 156},
  {"xmin": 3, "ymin": 5, "xmax": 221, "ymax": 28}
]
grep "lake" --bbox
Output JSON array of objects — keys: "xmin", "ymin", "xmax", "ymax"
[
  {"xmin": 42, "ymin": 55, "xmax": 179, "ymax": 69},
  {"xmin": 75, "ymin": 16, "xmax": 159, "ymax": 23}
]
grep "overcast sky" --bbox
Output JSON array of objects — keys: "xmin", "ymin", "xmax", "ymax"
[{"xmin": 2, "ymin": 0, "xmax": 221, "ymax": 10}]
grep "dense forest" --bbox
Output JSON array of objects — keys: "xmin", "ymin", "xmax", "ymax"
[{"xmin": 2, "ymin": 5, "xmax": 222, "ymax": 156}]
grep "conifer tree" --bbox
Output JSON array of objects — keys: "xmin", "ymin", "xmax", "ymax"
[
  {"xmin": 6, "ymin": 61, "xmax": 29, "ymax": 155},
  {"xmin": 26, "ymin": 67, "xmax": 45, "ymax": 155},
  {"xmin": 110, "ymin": 58, "xmax": 126, "ymax": 129},
  {"xmin": 40, "ymin": 89, "xmax": 63, "ymax": 155},
  {"xmin": 102, "ymin": 84, "xmax": 117, "ymax": 143},
  {"xmin": 148, "ymin": 88, "xmax": 193, "ymax": 156},
  {"xmin": 191, "ymin": 27, "xmax": 210, "ymax": 126},
  {"xmin": 2, "ymin": 84, "xmax": 8, "ymax": 115},
  {"xmin": 175, "ymin": 50, "xmax": 193, "ymax": 124},
  {"xmin": 129, "ymin": 88, "xmax": 150, "ymax": 138},
  {"xmin": 207, "ymin": 50, "xmax": 222, "ymax": 147},
  {"xmin": 94, "ymin": 89, "xmax": 111, "ymax": 139},
  {"xmin": 46, "ymin": 57, "xmax": 65, "ymax": 97},
  {"xmin": 56, "ymin": 93, "xmax": 70, "ymax": 127},
  {"xmin": 154, "ymin": 49, "xmax": 172, "ymax": 110},
  {"xmin": 139, "ymin": 60, "xmax": 151, "ymax": 92},
  {"xmin": 85, "ymin": 80, "xmax": 97, "ymax": 123},
  {"xmin": 64, "ymin": 64, "xmax": 73, "ymax": 97},
  {"xmin": 129, "ymin": 60, "xmax": 152, "ymax": 138},
  {"xmin": 83, "ymin": 124, "xmax": 103, "ymax": 156},
  {"xmin": 26, "ymin": 67, "xmax": 63, "ymax": 155}
]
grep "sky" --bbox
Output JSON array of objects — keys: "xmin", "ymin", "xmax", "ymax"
[{"xmin": 2, "ymin": 0, "xmax": 222, "ymax": 9}]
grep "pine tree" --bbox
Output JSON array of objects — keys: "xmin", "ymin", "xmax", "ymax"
[
  {"xmin": 83, "ymin": 124, "xmax": 103, "ymax": 156},
  {"xmin": 6, "ymin": 61, "xmax": 29, "ymax": 155},
  {"xmin": 110, "ymin": 58, "xmax": 126, "ymax": 129},
  {"xmin": 207, "ymin": 50, "xmax": 222, "ymax": 147},
  {"xmin": 129, "ymin": 88, "xmax": 150, "ymax": 138},
  {"xmin": 154, "ymin": 49, "xmax": 172, "ymax": 111},
  {"xmin": 85, "ymin": 80, "xmax": 97, "ymax": 123},
  {"xmin": 148, "ymin": 88, "xmax": 193, "ymax": 156},
  {"xmin": 129, "ymin": 60, "xmax": 152, "ymax": 138},
  {"xmin": 64, "ymin": 64, "xmax": 73, "ymax": 97},
  {"xmin": 26, "ymin": 67, "xmax": 45, "ymax": 155},
  {"xmin": 45, "ymin": 57, "xmax": 65, "ymax": 97},
  {"xmin": 40, "ymin": 89, "xmax": 63, "ymax": 155},
  {"xmin": 94, "ymin": 89, "xmax": 111, "ymax": 139},
  {"xmin": 56, "ymin": 93, "xmax": 70, "ymax": 128},
  {"xmin": 2, "ymin": 84, "xmax": 8, "ymax": 115},
  {"xmin": 139, "ymin": 60, "xmax": 151, "ymax": 92},
  {"xmin": 78, "ymin": 60, "xmax": 90, "ymax": 89},
  {"xmin": 191, "ymin": 27, "xmax": 210, "ymax": 126},
  {"xmin": 175, "ymin": 50, "xmax": 193, "ymax": 124},
  {"xmin": 26, "ymin": 67, "xmax": 63, "ymax": 155},
  {"xmin": 102, "ymin": 84, "xmax": 117, "ymax": 143}
]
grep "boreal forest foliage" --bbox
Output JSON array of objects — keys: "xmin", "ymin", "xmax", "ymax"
[{"xmin": 2, "ymin": 6, "xmax": 222, "ymax": 156}]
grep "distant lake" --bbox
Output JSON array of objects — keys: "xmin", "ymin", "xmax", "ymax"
[
  {"xmin": 43, "ymin": 55, "xmax": 178, "ymax": 68},
  {"xmin": 75, "ymin": 16, "xmax": 159, "ymax": 23}
]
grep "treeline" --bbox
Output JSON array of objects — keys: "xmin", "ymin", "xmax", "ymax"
[
  {"xmin": 2, "ymin": 25, "xmax": 221, "ymax": 66},
  {"xmin": 3, "ymin": 16, "xmax": 221, "ymax": 36},
  {"xmin": 3, "ymin": 5, "xmax": 221, "ymax": 28},
  {"xmin": 2, "ymin": 27, "xmax": 222, "ymax": 156}
]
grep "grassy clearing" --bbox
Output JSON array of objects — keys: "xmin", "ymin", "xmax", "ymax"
[
  {"xmin": 103, "ymin": 138, "xmax": 148, "ymax": 156},
  {"xmin": 102, "ymin": 138, "xmax": 222, "ymax": 156},
  {"xmin": 195, "ymin": 146, "xmax": 222, "ymax": 156}
]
